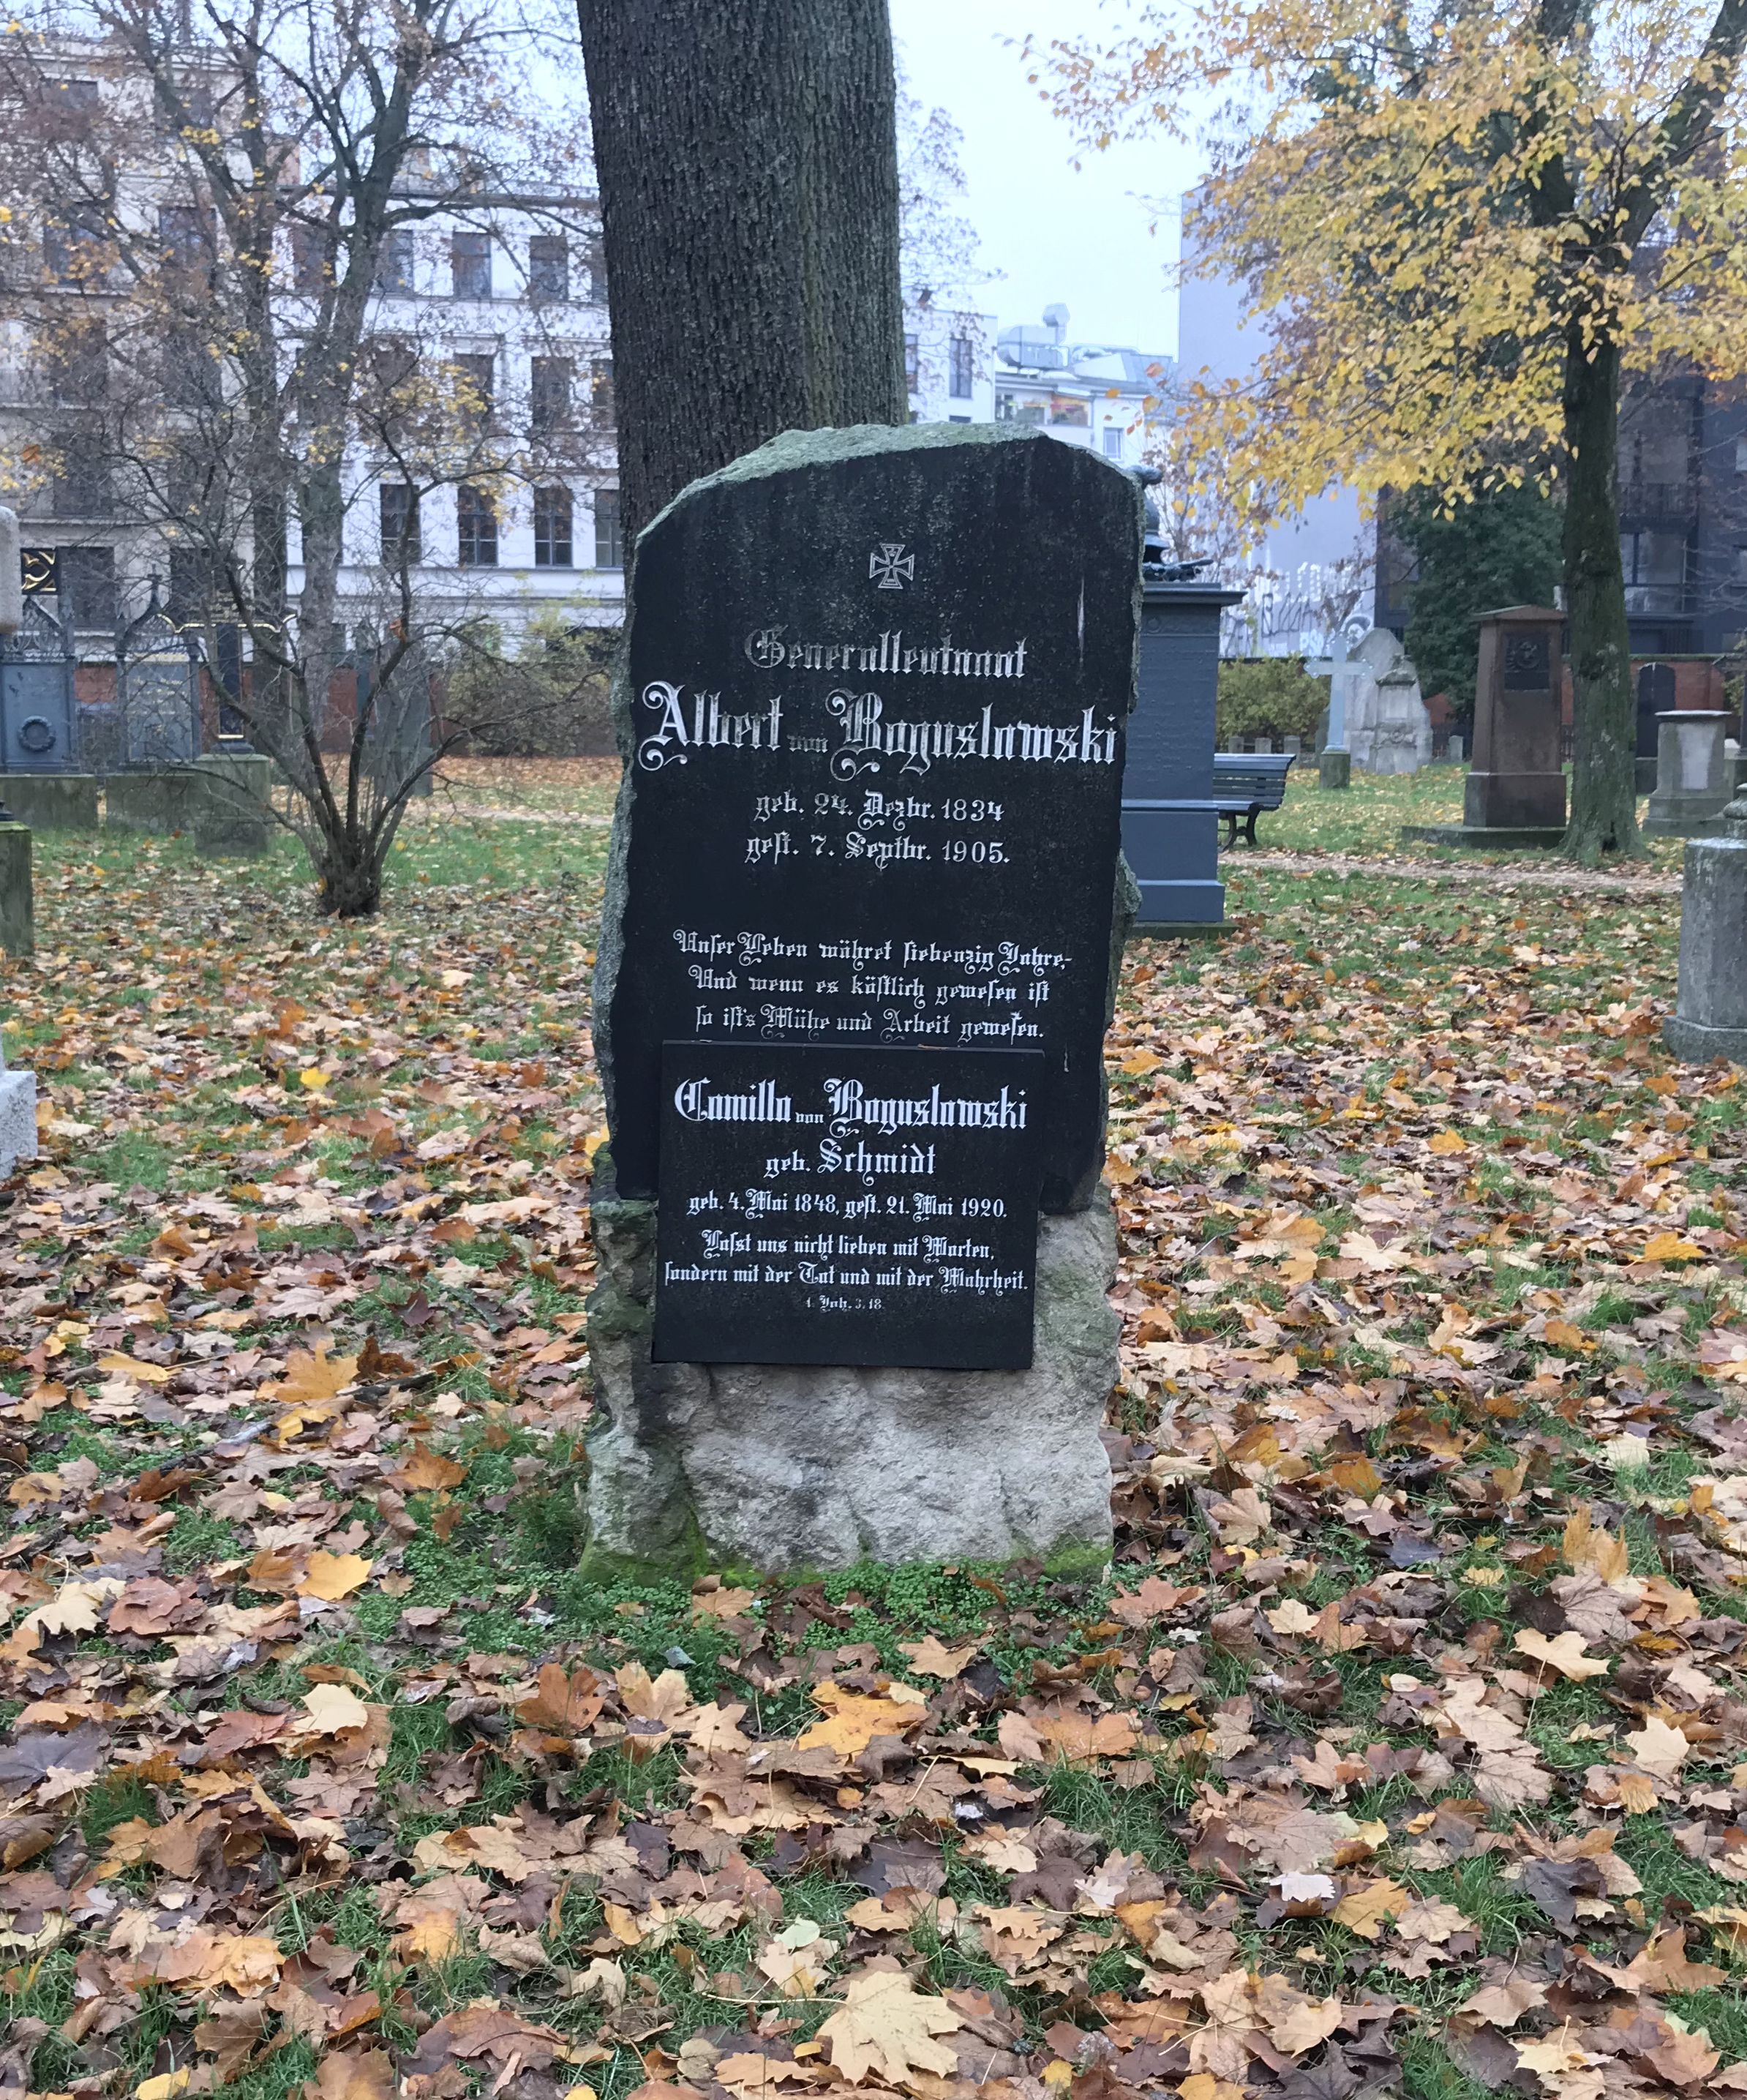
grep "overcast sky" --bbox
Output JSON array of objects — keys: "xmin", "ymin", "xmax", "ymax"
[{"xmin": 888, "ymin": 0, "xmax": 1204, "ymax": 359}]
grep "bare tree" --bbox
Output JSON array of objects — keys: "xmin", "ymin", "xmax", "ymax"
[{"xmin": 0, "ymin": 0, "xmax": 598, "ymax": 915}]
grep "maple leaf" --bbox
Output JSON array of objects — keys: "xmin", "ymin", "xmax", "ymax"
[
  {"xmin": 797, "ymin": 1683, "xmax": 925, "ymax": 1756},
  {"xmin": 264, "ymin": 1349, "xmax": 360, "ymax": 1444},
  {"xmin": 1266, "ymin": 1993, "xmax": 1345, "ymax": 2055},
  {"xmin": 691, "ymin": 1582, "xmax": 759, "ymax": 1618},
  {"xmin": 1467, "ymin": 1743, "xmax": 1554, "ymax": 1810},
  {"xmin": 617, "ymin": 1660, "xmax": 696, "ymax": 1723},
  {"xmin": 1461, "ymin": 1976, "xmax": 1548, "ymax": 2027},
  {"xmin": 1625, "ymin": 1716, "xmax": 1691, "ymax": 1779},
  {"xmin": 1514, "ymin": 2028, "xmax": 1598, "ymax": 2086},
  {"xmin": 1645, "ymin": 2030, "xmax": 1720, "ymax": 2088},
  {"xmin": 298, "ymin": 1551, "xmax": 374, "ymax": 1602},
  {"xmin": 1331, "ymin": 1877, "xmax": 1406, "ymax": 1940},
  {"xmin": 298, "ymin": 1684, "xmax": 369, "ymax": 1736},
  {"xmin": 518, "ymin": 1661, "xmax": 609, "ymax": 1736},
  {"xmin": 1513, "ymin": 1629, "xmax": 1609, "ymax": 1681},
  {"xmin": 898, "ymin": 1634, "xmax": 980, "ymax": 1677},
  {"xmin": 1108, "ymin": 1576, "xmax": 1201, "ymax": 1625},
  {"xmin": 307, "ymin": 2050, "xmax": 395, "ymax": 2100},
  {"xmin": 389, "ymin": 1443, "xmax": 467, "ymax": 1492},
  {"xmin": 1397, "ymin": 1896, "xmax": 1472, "ymax": 1944},
  {"xmin": 817, "ymin": 1969, "xmax": 963, "ymax": 2084}
]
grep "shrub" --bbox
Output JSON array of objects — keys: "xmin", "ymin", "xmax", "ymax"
[
  {"xmin": 446, "ymin": 612, "xmax": 616, "ymax": 756},
  {"xmin": 1216, "ymin": 656, "xmax": 1326, "ymax": 746}
]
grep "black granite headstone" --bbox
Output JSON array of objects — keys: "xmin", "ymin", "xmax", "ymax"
[
  {"xmin": 596, "ymin": 424, "xmax": 1140, "ymax": 1371},
  {"xmin": 654, "ymin": 1041, "xmax": 1045, "ymax": 1368}
]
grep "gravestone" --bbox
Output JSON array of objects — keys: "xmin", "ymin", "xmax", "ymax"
[
  {"xmin": 1644, "ymin": 710, "xmax": 1734, "ymax": 838},
  {"xmin": 1402, "ymin": 606, "xmax": 1565, "ymax": 846},
  {"xmin": 1666, "ymin": 792, "xmax": 1747, "ymax": 1065},
  {"xmin": 587, "ymin": 424, "xmax": 1140, "ymax": 1575},
  {"xmin": 1464, "ymin": 607, "xmax": 1566, "ymax": 833},
  {"xmin": 194, "ymin": 752, "xmax": 276, "ymax": 855},
  {"xmin": 1345, "ymin": 629, "xmax": 1432, "ymax": 774},
  {"xmin": 1121, "ymin": 577, "xmax": 1240, "ymax": 934}
]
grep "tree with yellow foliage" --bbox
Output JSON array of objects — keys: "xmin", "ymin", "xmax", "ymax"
[{"xmin": 1036, "ymin": 1, "xmax": 1747, "ymax": 860}]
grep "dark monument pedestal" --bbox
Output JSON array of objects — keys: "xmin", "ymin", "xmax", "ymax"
[{"xmin": 1121, "ymin": 578, "xmax": 1241, "ymax": 934}]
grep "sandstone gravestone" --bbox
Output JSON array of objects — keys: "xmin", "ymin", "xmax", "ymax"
[
  {"xmin": 1403, "ymin": 606, "xmax": 1566, "ymax": 847},
  {"xmin": 1463, "ymin": 606, "xmax": 1566, "ymax": 835},
  {"xmin": 587, "ymin": 424, "xmax": 1140, "ymax": 1575}
]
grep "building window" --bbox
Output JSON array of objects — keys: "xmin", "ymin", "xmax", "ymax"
[
  {"xmin": 43, "ymin": 211, "xmax": 106, "ymax": 285},
  {"xmin": 591, "ymin": 357, "xmax": 615, "ymax": 426},
  {"xmin": 904, "ymin": 332, "xmax": 920, "ymax": 393},
  {"xmin": 996, "ymin": 391, "xmax": 1045, "ymax": 427},
  {"xmin": 948, "ymin": 414, "xmax": 970, "ymax": 423},
  {"xmin": 1048, "ymin": 394, "xmax": 1089, "ymax": 427},
  {"xmin": 375, "ymin": 229, "xmax": 414, "ymax": 296},
  {"xmin": 59, "ymin": 544, "xmax": 116, "ymax": 630},
  {"xmin": 380, "ymin": 482, "xmax": 420, "ymax": 565},
  {"xmin": 949, "ymin": 334, "xmax": 974, "ymax": 399},
  {"xmin": 451, "ymin": 230, "xmax": 491, "ymax": 299},
  {"xmin": 1619, "ymin": 528, "xmax": 1688, "ymax": 615},
  {"xmin": 452, "ymin": 350, "xmax": 495, "ymax": 429},
  {"xmin": 1101, "ymin": 427, "xmax": 1124, "ymax": 460},
  {"xmin": 582, "ymin": 233, "xmax": 606, "ymax": 300},
  {"xmin": 528, "ymin": 235, "xmax": 568, "ymax": 301},
  {"xmin": 53, "ymin": 427, "xmax": 108, "ymax": 517},
  {"xmin": 530, "ymin": 356, "xmax": 572, "ymax": 435},
  {"xmin": 534, "ymin": 485, "xmax": 573, "ymax": 568},
  {"xmin": 50, "ymin": 322, "xmax": 108, "ymax": 405},
  {"xmin": 594, "ymin": 488, "xmax": 623, "ymax": 570},
  {"xmin": 457, "ymin": 483, "xmax": 497, "ymax": 567},
  {"xmin": 158, "ymin": 204, "xmax": 214, "ymax": 274},
  {"xmin": 290, "ymin": 225, "xmax": 327, "ymax": 292}
]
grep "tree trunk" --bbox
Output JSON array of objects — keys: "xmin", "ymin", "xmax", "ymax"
[
  {"xmin": 576, "ymin": 0, "xmax": 908, "ymax": 550},
  {"xmin": 1562, "ymin": 326, "xmax": 1640, "ymax": 861}
]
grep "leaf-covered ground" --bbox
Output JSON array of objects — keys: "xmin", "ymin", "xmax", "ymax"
[{"xmin": 3, "ymin": 787, "xmax": 1745, "ymax": 2100}]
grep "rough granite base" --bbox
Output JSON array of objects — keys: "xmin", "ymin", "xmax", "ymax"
[
  {"xmin": 582, "ymin": 1168, "xmax": 1120, "ymax": 1578},
  {"xmin": 1, "ymin": 1065, "xmax": 37, "ymax": 1175}
]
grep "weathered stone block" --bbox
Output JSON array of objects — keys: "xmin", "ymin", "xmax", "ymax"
[
  {"xmin": 0, "ymin": 822, "xmax": 31, "ymax": 959},
  {"xmin": 105, "ymin": 770, "xmax": 200, "ymax": 834},
  {"xmin": 582, "ymin": 1162, "xmax": 1119, "ymax": 1576},
  {"xmin": 194, "ymin": 753, "xmax": 276, "ymax": 855},
  {"xmin": 1666, "ymin": 795, "xmax": 1747, "ymax": 1065},
  {"xmin": 0, "ymin": 1064, "xmax": 35, "ymax": 1176},
  {"xmin": 0, "ymin": 774, "xmax": 99, "ymax": 831}
]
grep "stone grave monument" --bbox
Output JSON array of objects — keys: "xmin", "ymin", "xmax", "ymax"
[
  {"xmin": 586, "ymin": 424, "xmax": 1140, "ymax": 1575},
  {"xmin": 1666, "ymin": 791, "xmax": 1747, "ymax": 1065},
  {"xmin": 1402, "ymin": 604, "xmax": 1566, "ymax": 847},
  {"xmin": 1644, "ymin": 710, "xmax": 1735, "ymax": 838},
  {"xmin": 1345, "ymin": 629, "xmax": 1432, "ymax": 774},
  {"xmin": 0, "ymin": 504, "xmax": 37, "ymax": 1174},
  {"xmin": 1121, "ymin": 572, "xmax": 1240, "ymax": 934}
]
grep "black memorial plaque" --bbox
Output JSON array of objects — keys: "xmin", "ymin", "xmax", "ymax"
[
  {"xmin": 654, "ymin": 1042, "xmax": 1045, "ymax": 1369},
  {"xmin": 598, "ymin": 427, "xmax": 1141, "ymax": 1231}
]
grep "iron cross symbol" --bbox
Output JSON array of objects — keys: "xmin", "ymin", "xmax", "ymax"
[{"xmin": 868, "ymin": 541, "xmax": 914, "ymax": 590}]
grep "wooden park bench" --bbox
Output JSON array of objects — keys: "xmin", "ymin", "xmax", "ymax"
[{"xmin": 1211, "ymin": 751, "xmax": 1298, "ymax": 847}]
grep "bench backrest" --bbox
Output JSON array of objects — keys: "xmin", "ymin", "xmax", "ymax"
[{"xmin": 1211, "ymin": 751, "xmax": 1296, "ymax": 803}]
